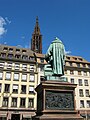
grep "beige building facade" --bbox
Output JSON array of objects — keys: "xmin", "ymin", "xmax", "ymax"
[
  {"xmin": 64, "ymin": 55, "xmax": 90, "ymax": 119},
  {"xmin": 0, "ymin": 45, "xmax": 42, "ymax": 120}
]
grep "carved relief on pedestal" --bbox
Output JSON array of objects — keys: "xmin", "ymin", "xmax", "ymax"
[{"xmin": 45, "ymin": 90, "xmax": 74, "ymax": 110}]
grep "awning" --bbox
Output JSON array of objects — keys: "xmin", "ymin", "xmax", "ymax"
[
  {"xmin": 23, "ymin": 115, "xmax": 31, "ymax": 118},
  {"xmin": 87, "ymin": 114, "xmax": 90, "ymax": 118},
  {"xmin": 80, "ymin": 113, "xmax": 86, "ymax": 118},
  {"xmin": 0, "ymin": 114, "xmax": 7, "ymax": 117}
]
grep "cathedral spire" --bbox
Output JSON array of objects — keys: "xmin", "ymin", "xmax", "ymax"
[
  {"xmin": 34, "ymin": 16, "xmax": 40, "ymax": 35},
  {"xmin": 31, "ymin": 17, "xmax": 42, "ymax": 53}
]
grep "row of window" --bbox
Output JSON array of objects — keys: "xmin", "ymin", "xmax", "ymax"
[
  {"xmin": 0, "ymin": 72, "xmax": 35, "ymax": 81},
  {"xmin": 0, "ymin": 63, "xmax": 35, "ymax": 71},
  {"xmin": 70, "ymin": 78, "xmax": 89, "ymax": 86},
  {"xmin": 0, "ymin": 52, "xmax": 44, "ymax": 63},
  {"xmin": 65, "ymin": 70, "xmax": 90, "ymax": 76},
  {"xmin": 65, "ymin": 61, "xmax": 90, "ymax": 68},
  {"xmin": 79, "ymin": 89, "xmax": 90, "ymax": 97},
  {"xmin": 0, "ymin": 52, "xmax": 35, "ymax": 61},
  {"xmin": 0, "ymin": 84, "xmax": 35, "ymax": 94},
  {"xmin": 2, "ymin": 97, "xmax": 34, "ymax": 108},
  {"xmin": 80, "ymin": 100, "xmax": 90, "ymax": 108}
]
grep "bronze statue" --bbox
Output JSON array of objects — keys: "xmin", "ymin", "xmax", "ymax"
[{"xmin": 45, "ymin": 37, "xmax": 65, "ymax": 77}]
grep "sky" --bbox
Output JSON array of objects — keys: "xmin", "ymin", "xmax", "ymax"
[{"xmin": 0, "ymin": 0, "xmax": 90, "ymax": 61}]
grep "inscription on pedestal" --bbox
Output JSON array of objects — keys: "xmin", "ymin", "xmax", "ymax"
[{"xmin": 45, "ymin": 90, "xmax": 74, "ymax": 110}]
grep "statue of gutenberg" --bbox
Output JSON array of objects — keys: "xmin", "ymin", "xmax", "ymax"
[{"xmin": 45, "ymin": 37, "xmax": 65, "ymax": 76}]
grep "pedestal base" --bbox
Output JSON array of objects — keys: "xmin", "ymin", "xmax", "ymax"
[
  {"xmin": 32, "ymin": 80, "xmax": 84, "ymax": 120},
  {"xmin": 33, "ymin": 114, "xmax": 83, "ymax": 120}
]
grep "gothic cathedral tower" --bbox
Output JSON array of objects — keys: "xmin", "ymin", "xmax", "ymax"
[{"xmin": 31, "ymin": 17, "xmax": 42, "ymax": 53}]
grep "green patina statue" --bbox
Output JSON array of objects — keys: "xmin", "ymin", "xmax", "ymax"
[{"xmin": 44, "ymin": 37, "xmax": 67, "ymax": 81}]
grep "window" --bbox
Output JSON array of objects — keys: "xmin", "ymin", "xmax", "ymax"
[
  {"xmin": 71, "ymin": 78, "xmax": 74, "ymax": 84},
  {"xmin": 69, "ymin": 62, "xmax": 72, "ymax": 66},
  {"xmin": 11, "ymin": 98, "xmax": 17, "ymax": 107},
  {"xmin": 7, "ymin": 63, "xmax": 12, "ymax": 69},
  {"xmin": 87, "ymin": 101, "xmax": 90, "ymax": 108},
  {"xmin": 22, "ymin": 55, "xmax": 28, "ymax": 60},
  {"xmin": 0, "ymin": 62, "xmax": 4, "ymax": 68},
  {"xmin": 6, "ymin": 72, "xmax": 11, "ymax": 80},
  {"xmin": 28, "ymin": 98, "xmax": 34, "ymax": 108},
  {"xmin": 3, "ymin": 47, "xmax": 8, "ymax": 51},
  {"xmin": 29, "ymin": 86, "xmax": 34, "ymax": 94},
  {"xmin": 22, "ymin": 50, "xmax": 26, "ymax": 53},
  {"xmin": 84, "ymin": 80, "xmax": 88, "ymax": 86},
  {"xmin": 22, "ymin": 64, "xmax": 27, "ymax": 70},
  {"xmin": 83, "ymin": 71, "xmax": 87, "ymax": 76},
  {"xmin": 78, "ymin": 79, "xmax": 83, "ymax": 86},
  {"xmin": 14, "ymin": 64, "xmax": 20, "ymax": 70},
  {"xmin": 1, "ymin": 53, "xmax": 6, "ymax": 58},
  {"xmin": 40, "ymin": 65, "xmax": 44, "ymax": 71},
  {"xmin": 70, "ymin": 70, "xmax": 74, "ymax": 75},
  {"xmin": 9, "ymin": 48, "xmax": 13, "ymax": 52},
  {"xmin": 30, "ymin": 74, "xmax": 34, "ymax": 82},
  {"xmin": 4, "ymin": 84, "xmax": 10, "ymax": 93},
  {"xmin": 78, "ymin": 71, "xmax": 82, "ymax": 75},
  {"xmin": 8, "ymin": 54, "xmax": 13, "ymax": 58},
  {"xmin": 67, "ymin": 56, "xmax": 70, "ymax": 60},
  {"xmin": 15, "ymin": 54, "xmax": 21, "ymax": 59},
  {"xmin": 2, "ymin": 97, "xmax": 8, "ymax": 107},
  {"xmin": 77, "ymin": 63, "xmax": 80, "ymax": 67},
  {"xmin": 20, "ymin": 98, "xmax": 26, "ymax": 107},
  {"xmin": 78, "ymin": 58, "xmax": 82, "ymax": 61},
  {"xmin": 14, "ymin": 73, "xmax": 19, "ymax": 80},
  {"xmin": 40, "ymin": 58, "xmax": 44, "ymax": 63},
  {"xmin": 40, "ymin": 76, "xmax": 44, "ymax": 81},
  {"xmin": 22, "ymin": 74, "xmax": 27, "ymax": 81},
  {"xmin": 30, "ymin": 65, "xmax": 34, "ymax": 71},
  {"xmin": 0, "ymin": 72, "xmax": 3, "ymax": 80},
  {"xmin": 85, "ymin": 90, "xmax": 89, "ymax": 97},
  {"xmin": 0, "ymin": 83, "xmax": 2, "ymax": 92},
  {"xmin": 80, "ymin": 100, "xmax": 84, "ymax": 108},
  {"xmin": 12, "ymin": 84, "xmax": 18, "ymax": 93},
  {"xmin": 88, "ymin": 64, "xmax": 90, "ymax": 68},
  {"xmin": 64, "ymin": 70, "xmax": 67, "ymax": 74},
  {"xmin": 29, "ymin": 57, "xmax": 35, "ymax": 61},
  {"xmin": 79, "ymin": 89, "xmax": 84, "ymax": 97},
  {"xmin": 83, "ymin": 64, "xmax": 86, "ymax": 68},
  {"xmin": 16, "ymin": 49, "xmax": 20, "ymax": 52},
  {"xmin": 21, "ymin": 85, "xmax": 26, "ymax": 94}
]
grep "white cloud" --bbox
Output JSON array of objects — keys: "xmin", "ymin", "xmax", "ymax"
[
  {"xmin": 65, "ymin": 50, "xmax": 71, "ymax": 55},
  {"xmin": 5, "ymin": 17, "xmax": 11, "ymax": 24},
  {"xmin": 0, "ymin": 16, "xmax": 7, "ymax": 36}
]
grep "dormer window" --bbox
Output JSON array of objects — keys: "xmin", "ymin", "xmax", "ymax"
[
  {"xmin": 15, "ymin": 55, "xmax": 21, "ymax": 59},
  {"xmin": 66, "ymin": 56, "xmax": 70, "ymax": 60},
  {"xmin": 3, "ymin": 47, "xmax": 8, "ymax": 51},
  {"xmin": 78, "ymin": 58, "xmax": 83, "ymax": 61},
  {"xmin": 22, "ymin": 50, "xmax": 26, "ymax": 53},
  {"xmin": 9, "ymin": 48, "xmax": 13, "ymax": 52},
  {"xmin": 22, "ymin": 55, "xmax": 28, "ymax": 60},
  {"xmin": 16, "ymin": 49, "xmax": 20, "ymax": 53},
  {"xmin": 40, "ymin": 58, "xmax": 44, "ymax": 63},
  {"xmin": 1, "ymin": 53, "xmax": 6, "ymax": 58},
  {"xmin": 8, "ymin": 54, "xmax": 13, "ymax": 58},
  {"xmin": 29, "ymin": 57, "xmax": 35, "ymax": 61}
]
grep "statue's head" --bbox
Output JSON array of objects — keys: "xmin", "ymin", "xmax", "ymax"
[{"xmin": 52, "ymin": 37, "xmax": 63, "ymax": 44}]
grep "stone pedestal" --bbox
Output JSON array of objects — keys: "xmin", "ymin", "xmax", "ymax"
[{"xmin": 32, "ymin": 80, "xmax": 84, "ymax": 120}]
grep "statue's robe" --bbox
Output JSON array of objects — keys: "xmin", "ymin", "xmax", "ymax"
[{"xmin": 45, "ymin": 39, "xmax": 65, "ymax": 76}]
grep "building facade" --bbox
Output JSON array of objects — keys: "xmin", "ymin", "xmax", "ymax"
[
  {"xmin": 64, "ymin": 55, "xmax": 90, "ymax": 118},
  {"xmin": 0, "ymin": 45, "xmax": 43, "ymax": 120}
]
